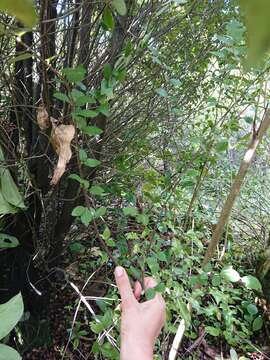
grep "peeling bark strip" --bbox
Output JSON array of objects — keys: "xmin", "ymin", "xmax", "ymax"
[{"xmin": 202, "ymin": 109, "xmax": 270, "ymax": 266}]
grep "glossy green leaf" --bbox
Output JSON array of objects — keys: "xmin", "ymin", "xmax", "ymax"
[
  {"xmin": 252, "ymin": 316, "xmax": 263, "ymax": 331},
  {"xmin": 230, "ymin": 348, "xmax": 238, "ymax": 360},
  {"xmin": 81, "ymin": 208, "xmax": 94, "ymax": 226},
  {"xmin": 0, "ymin": 0, "xmax": 37, "ymax": 27},
  {"xmin": 241, "ymin": 275, "xmax": 262, "ymax": 291},
  {"xmin": 221, "ymin": 267, "xmax": 240, "ymax": 283},
  {"xmin": 1, "ymin": 169, "xmax": 25, "ymax": 209},
  {"xmin": 0, "ymin": 344, "xmax": 21, "ymax": 360},
  {"xmin": 72, "ymin": 206, "xmax": 86, "ymax": 217},
  {"xmin": 0, "ymin": 293, "xmax": 24, "ymax": 340},
  {"xmin": 112, "ymin": 0, "xmax": 127, "ymax": 16},
  {"xmin": 0, "ymin": 234, "xmax": 19, "ymax": 249},
  {"xmin": 0, "ymin": 192, "xmax": 17, "ymax": 215},
  {"xmin": 247, "ymin": 304, "xmax": 258, "ymax": 316},
  {"xmin": 95, "ymin": 207, "xmax": 107, "ymax": 218}
]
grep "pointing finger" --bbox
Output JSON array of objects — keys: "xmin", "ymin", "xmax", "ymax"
[{"xmin": 114, "ymin": 267, "xmax": 136, "ymax": 308}]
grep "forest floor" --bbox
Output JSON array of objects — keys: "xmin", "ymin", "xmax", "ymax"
[{"xmin": 21, "ymin": 255, "xmax": 269, "ymax": 360}]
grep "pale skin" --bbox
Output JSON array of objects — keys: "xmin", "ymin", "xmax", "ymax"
[{"xmin": 114, "ymin": 266, "xmax": 166, "ymax": 360}]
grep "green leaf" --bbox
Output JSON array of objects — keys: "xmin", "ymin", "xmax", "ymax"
[
  {"xmin": 216, "ymin": 139, "xmax": 229, "ymax": 152},
  {"xmin": 98, "ymin": 103, "xmax": 110, "ymax": 117},
  {"xmin": 69, "ymin": 242, "xmax": 85, "ymax": 253},
  {"xmin": 84, "ymin": 158, "xmax": 101, "ymax": 168},
  {"xmin": 83, "ymin": 126, "xmax": 103, "ymax": 136},
  {"xmin": 212, "ymin": 274, "xmax": 221, "ymax": 287},
  {"xmin": 0, "ymin": 344, "xmax": 21, "ymax": 360},
  {"xmin": 102, "ymin": 227, "xmax": 111, "ymax": 240},
  {"xmin": 95, "ymin": 207, "xmax": 107, "ymax": 218},
  {"xmin": 0, "ymin": 192, "xmax": 17, "ymax": 215},
  {"xmin": 8, "ymin": 53, "xmax": 32, "ymax": 63},
  {"xmin": 0, "ymin": 293, "xmax": 24, "ymax": 340},
  {"xmin": 72, "ymin": 206, "xmax": 86, "ymax": 217},
  {"xmin": 0, "ymin": 234, "xmax": 19, "ymax": 249},
  {"xmin": 76, "ymin": 109, "xmax": 98, "ymax": 118},
  {"xmin": 112, "ymin": 0, "xmax": 127, "ymax": 16},
  {"xmin": 1, "ymin": 168, "xmax": 25, "ymax": 209},
  {"xmin": 0, "ymin": 0, "xmax": 37, "ymax": 28},
  {"xmin": 103, "ymin": 6, "xmax": 115, "ymax": 30},
  {"xmin": 123, "ymin": 207, "xmax": 138, "ymax": 216},
  {"xmin": 53, "ymin": 92, "xmax": 70, "ymax": 103},
  {"xmin": 177, "ymin": 299, "xmax": 191, "ymax": 325},
  {"xmin": 155, "ymin": 88, "xmax": 168, "ymax": 97},
  {"xmin": 103, "ymin": 63, "xmax": 112, "ymax": 80},
  {"xmin": 145, "ymin": 288, "xmax": 156, "ymax": 300},
  {"xmin": 90, "ymin": 321, "xmax": 104, "ymax": 334},
  {"xmin": 71, "ymin": 90, "xmax": 95, "ymax": 105},
  {"xmin": 221, "ymin": 267, "xmax": 240, "ymax": 283},
  {"xmin": 62, "ymin": 65, "xmax": 86, "ymax": 83},
  {"xmin": 79, "ymin": 149, "xmax": 88, "ymax": 162},
  {"xmin": 69, "ymin": 174, "xmax": 89, "ymax": 189},
  {"xmin": 100, "ymin": 79, "xmax": 114, "ymax": 98},
  {"xmin": 252, "ymin": 316, "xmax": 263, "ymax": 331},
  {"xmin": 170, "ymin": 78, "xmax": 181, "ymax": 86},
  {"xmin": 89, "ymin": 185, "xmax": 104, "ymax": 195},
  {"xmin": 241, "ymin": 275, "xmax": 262, "ymax": 291},
  {"xmin": 205, "ymin": 326, "xmax": 220, "ymax": 337},
  {"xmin": 136, "ymin": 213, "xmax": 149, "ymax": 225},
  {"xmin": 81, "ymin": 208, "xmax": 94, "ymax": 226},
  {"xmin": 230, "ymin": 348, "xmax": 238, "ymax": 360},
  {"xmin": 247, "ymin": 304, "xmax": 258, "ymax": 316}
]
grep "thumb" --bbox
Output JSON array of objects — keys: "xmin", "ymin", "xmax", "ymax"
[{"xmin": 114, "ymin": 266, "xmax": 136, "ymax": 308}]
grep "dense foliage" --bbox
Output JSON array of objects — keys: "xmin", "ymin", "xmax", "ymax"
[{"xmin": 0, "ymin": 0, "xmax": 270, "ymax": 359}]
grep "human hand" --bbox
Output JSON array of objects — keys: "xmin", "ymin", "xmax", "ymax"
[{"xmin": 114, "ymin": 266, "xmax": 166, "ymax": 360}]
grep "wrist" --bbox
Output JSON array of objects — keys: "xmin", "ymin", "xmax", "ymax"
[{"xmin": 120, "ymin": 336, "xmax": 154, "ymax": 360}]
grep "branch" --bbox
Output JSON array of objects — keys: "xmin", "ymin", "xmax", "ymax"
[{"xmin": 202, "ymin": 109, "xmax": 270, "ymax": 266}]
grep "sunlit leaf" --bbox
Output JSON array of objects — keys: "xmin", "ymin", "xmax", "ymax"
[
  {"xmin": 241, "ymin": 275, "xmax": 262, "ymax": 291},
  {"xmin": 112, "ymin": 0, "xmax": 127, "ymax": 16},
  {"xmin": 0, "ymin": 293, "xmax": 24, "ymax": 340},
  {"xmin": 0, "ymin": 344, "xmax": 21, "ymax": 360},
  {"xmin": 221, "ymin": 267, "xmax": 240, "ymax": 283}
]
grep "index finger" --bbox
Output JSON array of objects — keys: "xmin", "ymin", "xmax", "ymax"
[{"xmin": 114, "ymin": 267, "xmax": 136, "ymax": 308}]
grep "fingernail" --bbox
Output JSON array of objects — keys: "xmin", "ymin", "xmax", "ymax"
[{"xmin": 115, "ymin": 266, "xmax": 124, "ymax": 277}]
